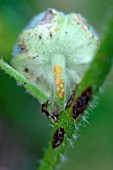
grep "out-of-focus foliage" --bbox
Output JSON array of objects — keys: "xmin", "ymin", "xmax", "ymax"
[{"xmin": 0, "ymin": 0, "xmax": 113, "ymax": 170}]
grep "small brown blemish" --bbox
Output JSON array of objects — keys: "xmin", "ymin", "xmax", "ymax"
[
  {"xmin": 19, "ymin": 41, "xmax": 27, "ymax": 53},
  {"xmin": 24, "ymin": 68, "xmax": 29, "ymax": 73},
  {"xmin": 39, "ymin": 35, "xmax": 42, "ymax": 39},
  {"xmin": 52, "ymin": 128, "xmax": 64, "ymax": 148},
  {"xmin": 77, "ymin": 22, "xmax": 80, "ymax": 25},
  {"xmin": 51, "ymin": 102, "xmax": 59, "ymax": 122},
  {"xmin": 65, "ymin": 85, "xmax": 78, "ymax": 110},
  {"xmin": 72, "ymin": 87, "xmax": 92, "ymax": 119},
  {"xmin": 41, "ymin": 100, "xmax": 50, "ymax": 117},
  {"xmin": 39, "ymin": 9, "xmax": 56, "ymax": 25},
  {"xmin": 42, "ymin": 100, "xmax": 59, "ymax": 122},
  {"xmin": 49, "ymin": 32, "xmax": 52, "ymax": 38}
]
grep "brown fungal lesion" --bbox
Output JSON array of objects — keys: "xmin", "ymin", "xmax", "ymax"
[
  {"xmin": 39, "ymin": 35, "xmax": 42, "ymax": 39},
  {"xmin": 52, "ymin": 128, "xmax": 64, "ymax": 148},
  {"xmin": 41, "ymin": 100, "xmax": 50, "ymax": 117},
  {"xmin": 19, "ymin": 41, "xmax": 28, "ymax": 53},
  {"xmin": 41, "ymin": 83, "xmax": 92, "ymax": 122},
  {"xmin": 65, "ymin": 85, "xmax": 78, "ymax": 110},
  {"xmin": 50, "ymin": 103, "xmax": 59, "ymax": 122},
  {"xmin": 41, "ymin": 100, "xmax": 59, "ymax": 122},
  {"xmin": 24, "ymin": 68, "xmax": 29, "ymax": 73},
  {"xmin": 72, "ymin": 86, "xmax": 92, "ymax": 119},
  {"xmin": 39, "ymin": 9, "xmax": 56, "ymax": 25},
  {"xmin": 49, "ymin": 32, "xmax": 52, "ymax": 38}
]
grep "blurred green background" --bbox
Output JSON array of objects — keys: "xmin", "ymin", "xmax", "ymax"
[{"xmin": 0, "ymin": 0, "xmax": 113, "ymax": 170}]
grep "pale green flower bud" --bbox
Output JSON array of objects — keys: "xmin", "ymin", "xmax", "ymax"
[{"xmin": 11, "ymin": 8, "xmax": 99, "ymax": 111}]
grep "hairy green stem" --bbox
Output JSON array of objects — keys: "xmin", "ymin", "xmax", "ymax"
[
  {"xmin": 38, "ymin": 15, "xmax": 113, "ymax": 170},
  {"xmin": 0, "ymin": 58, "xmax": 48, "ymax": 103}
]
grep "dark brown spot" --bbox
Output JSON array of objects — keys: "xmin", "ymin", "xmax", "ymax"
[
  {"xmin": 39, "ymin": 35, "xmax": 42, "ymax": 39},
  {"xmin": 73, "ymin": 87, "xmax": 92, "ymax": 119},
  {"xmin": 19, "ymin": 41, "xmax": 27, "ymax": 53},
  {"xmin": 39, "ymin": 9, "xmax": 56, "ymax": 25},
  {"xmin": 50, "ymin": 114, "xmax": 58, "ymax": 122},
  {"xmin": 24, "ymin": 68, "xmax": 29, "ymax": 73},
  {"xmin": 78, "ymin": 14, "xmax": 90, "ymax": 30},
  {"xmin": 77, "ymin": 22, "xmax": 80, "ymax": 25},
  {"xmin": 41, "ymin": 100, "xmax": 50, "ymax": 117},
  {"xmin": 52, "ymin": 128, "xmax": 64, "ymax": 148},
  {"xmin": 50, "ymin": 103, "xmax": 59, "ymax": 122},
  {"xmin": 49, "ymin": 32, "xmax": 52, "ymax": 38},
  {"xmin": 65, "ymin": 85, "xmax": 78, "ymax": 109},
  {"xmin": 24, "ymin": 82, "xmax": 26, "ymax": 85},
  {"xmin": 41, "ymin": 101, "xmax": 59, "ymax": 122}
]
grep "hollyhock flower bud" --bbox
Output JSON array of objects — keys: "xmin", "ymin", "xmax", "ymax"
[{"xmin": 11, "ymin": 8, "xmax": 99, "ymax": 112}]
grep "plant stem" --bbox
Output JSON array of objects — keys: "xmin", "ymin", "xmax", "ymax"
[
  {"xmin": 0, "ymin": 58, "xmax": 48, "ymax": 103},
  {"xmin": 38, "ymin": 14, "xmax": 113, "ymax": 170}
]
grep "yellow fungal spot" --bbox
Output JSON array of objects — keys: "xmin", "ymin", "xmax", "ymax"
[
  {"xmin": 55, "ymin": 78, "xmax": 60, "ymax": 85},
  {"xmin": 53, "ymin": 64, "xmax": 65, "ymax": 99},
  {"xmin": 54, "ymin": 28, "xmax": 59, "ymax": 32},
  {"xmin": 56, "ymin": 87, "xmax": 60, "ymax": 93},
  {"xmin": 59, "ymin": 93, "xmax": 63, "ymax": 99},
  {"xmin": 58, "ymin": 71, "xmax": 62, "ymax": 77},
  {"xmin": 62, "ymin": 79, "xmax": 65, "ymax": 84},
  {"xmin": 60, "ymin": 84, "xmax": 64, "ymax": 89},
  {"xmin": 59, "ymin": 67, "xmax": 62, "ymax": 71},
  {"xmin": 54, "ymin": 64, "xmax": 59, "ymax": 71},
  {"xmin": 54, "ymin": 72, "xmax": 57, "ymax": 77}
]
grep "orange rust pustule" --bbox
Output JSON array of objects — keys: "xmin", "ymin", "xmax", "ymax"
[
  {"xmin": 55, "ymin": 78, "xmax": 60, "ymax": 85},
  {"xmin": 56, "ymin": 87, "xmax": 60, "ymax": 93},
  {"xmin": 54, "ymin": 64, "xmax": 65, "ymax": 99},
  {"xmin": 59, "ymin": 93, "xmax": 63, "ymax": 99},
  {"xmin": 54, "ymin": 28, "xmax": 59, "ymax": 32}
]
